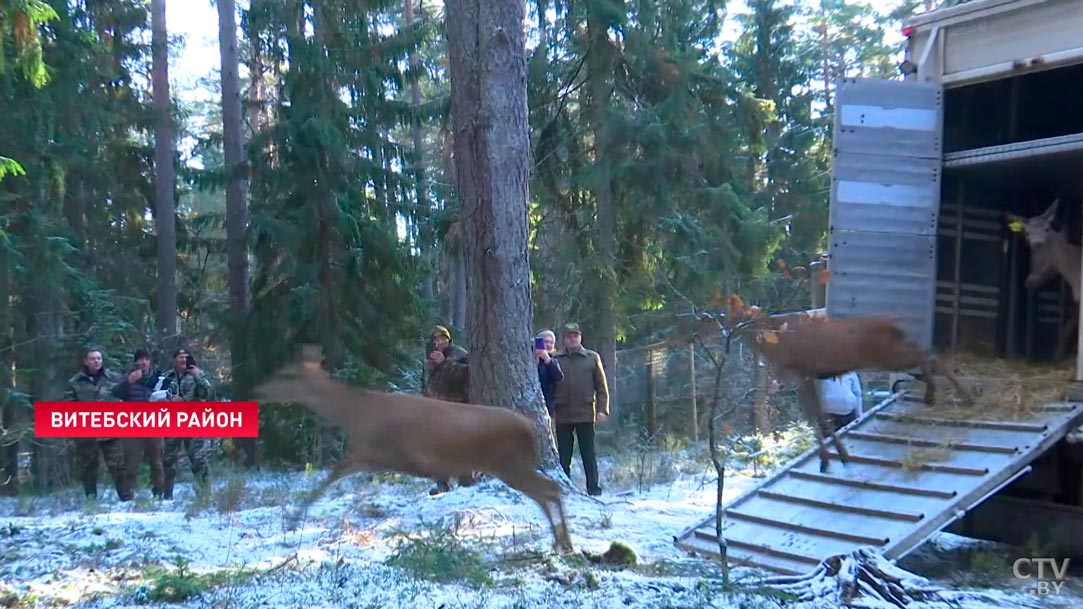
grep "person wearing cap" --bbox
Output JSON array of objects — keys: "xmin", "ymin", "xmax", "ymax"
[
  {"xmin": 553, "ymin": 323, "xmax": 609, "ymax": 496},
  {"xmin": 160, "ymin": 348, "xmax": 214, "ymax": 499},
  {"xmin": 110, "ymin": 347, "xmax": 166, "ymax": 499},
  {"xmin": 422, "ymin": 325, "xmax": 469, "ymax": 404},
  {"xmin": 421, "ymin": 326, "xmax": 474, "ymax": 494}
]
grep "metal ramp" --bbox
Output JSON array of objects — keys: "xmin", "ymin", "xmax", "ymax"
[{"xmin": 674, "ymin": 392, "xmax": 1083, "ymax": 575}]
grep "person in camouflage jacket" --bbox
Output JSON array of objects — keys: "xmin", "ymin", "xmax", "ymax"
[
  {"xmin": 65, "ymin": 347, "xmax": 129, "ymax": 501},
  {"xmin": 420, "ymin": 326, "xmax": 475, "ymax": 494},
  {"xmin": 160, "ymin": 348, "xmax": 214, "ymax": 499}
]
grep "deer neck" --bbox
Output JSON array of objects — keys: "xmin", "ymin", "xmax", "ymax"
[{"xmin": 1047, "ymin": 233, "xmax": 1082, "ymax": 302}]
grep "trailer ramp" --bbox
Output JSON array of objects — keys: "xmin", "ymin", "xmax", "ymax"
[{"xmin": 674, "ymin": 393, "xmax": 1083, "ymax": 575}]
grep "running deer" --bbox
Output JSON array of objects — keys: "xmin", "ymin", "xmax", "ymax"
[
  {"xmin": 252, "ymin": 344, "xmax": 573, "ymax": 552},
  {"xmin": 1006, "ymin": 198, "xmax": 1081, "ymax": 359},
  {"xmin": 728, "ymin": 298, "xmax": 973, "ymax": 473}
]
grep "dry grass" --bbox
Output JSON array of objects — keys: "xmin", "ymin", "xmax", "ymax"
[
  {"xmin": 923, "ymin": 353, "xmax": 1071, "ymax": 420},
  {"xmin": 899, "ymin": 444, "xmax": 954, "ymax": 472}
]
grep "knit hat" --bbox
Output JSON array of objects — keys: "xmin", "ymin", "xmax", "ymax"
[{"xmin": 431, "ymin": 325, "xmax": 452, "ymax": 341}]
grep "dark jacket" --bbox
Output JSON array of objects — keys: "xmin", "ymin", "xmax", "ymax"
[
  {"xmin": 553, "ymin": 346, "xmax": 609, "ymax": 424},
  {"xmin": 111, "ymin": 368, "xmax": 162, "ymax": 402},
  {"xmin": 424, "ymin": 343, "xmax": 470, "ymax": 403},
  {"xmin": 537, "ymin": 356, "xmax": 564, "ymax": 416}
]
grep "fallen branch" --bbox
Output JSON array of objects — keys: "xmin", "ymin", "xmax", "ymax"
[{"xmin": 753, "ymin": 548, "xmax": 962, "ymax": 608}]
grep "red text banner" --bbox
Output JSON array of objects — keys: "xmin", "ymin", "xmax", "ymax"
[{"xmin": 34, "ymin": 402, "xmax": 259, "ymax": 438}]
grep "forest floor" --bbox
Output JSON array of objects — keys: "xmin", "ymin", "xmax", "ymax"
[{"xmin": 1, "ymin": 444, "xmax": 1081, "ymax": 609}]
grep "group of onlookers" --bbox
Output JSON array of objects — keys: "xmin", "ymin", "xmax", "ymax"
[
  {"xmin": 422, "ymin": 322, "xmax": 610, "ymax": 497},
  {"xmin": 65, "ymin": 345, "xmax": 214, "ymax": 502}
]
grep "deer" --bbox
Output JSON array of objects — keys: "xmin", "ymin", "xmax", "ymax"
[
  {"xmin": 726, "ymin": 297, "xmax": 974, "ymax": 474},
  {"xmin": 251, "ymin": 344, "xmax": 574, "ymax": 553},
  {"xmin": 1006, "ymin": 198, "xmax": 1082, "ymax": 360}
]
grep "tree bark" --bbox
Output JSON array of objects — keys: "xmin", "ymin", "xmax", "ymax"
[
  {"xmin": 0, "ymin": 241, "xmax": 17, "ymax": 495},
  {"xmin": 152, "ymin": 0, "xmax": 178, "ymax": 361},
  {"xmin": 219, "ymin": 0, "xmax": 256, "ymax": 467},
  {"xmin": 444, "ymin": 0, "xmax": 559, "ymax": 471}
]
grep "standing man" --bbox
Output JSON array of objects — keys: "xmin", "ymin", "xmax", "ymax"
[
  {"xmin": 816, "ymin": 370, "xmax": 863, "ymax": 433},
  {"xmin": 534, "ymin": 329, "xmax": 564, "ymax": 419},
  {"xmin": 110, "ymin": 348, "xmax": 166, "ymax": 499},
  {"xmin": 553, "ymin": 323, "xmax": 609, "ymax": 496},
  {"xmin": 421, "ymin": 325, "xmax": 474, "ymax": 494},
  {"xmin": 66, "ymin": 347, "xmax": 127, "ymax": 501},
  {"xmin": 422, "ymin": 325, "xmax": 469, "ymax": 403},
  {"xmin": 161, "ymin": 348, "xmax": 214, "ymax": 499}
]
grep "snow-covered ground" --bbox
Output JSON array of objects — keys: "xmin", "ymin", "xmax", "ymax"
[{"xmin": 0, "ymin": 455, "xmax": 1079, "ymax": 609}]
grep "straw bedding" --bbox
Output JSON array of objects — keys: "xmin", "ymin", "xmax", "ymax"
[{"xmin": 917, "ymin": 352, "xmax": 1071, "ymax": 421}]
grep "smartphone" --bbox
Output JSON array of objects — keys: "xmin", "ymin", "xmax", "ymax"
[{"xmin": 534, "ymin": 337, "xmax": 546, "ymax": 350}]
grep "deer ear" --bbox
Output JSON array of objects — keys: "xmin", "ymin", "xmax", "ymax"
[{"xmin": 1044, "ymin": 198, "xmax": 1061, "ymax": 221}]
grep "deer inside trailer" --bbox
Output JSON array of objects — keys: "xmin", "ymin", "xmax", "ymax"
[{"xmin": 674, "ymin": 0, "xmax": 1083, "ymax": 574}]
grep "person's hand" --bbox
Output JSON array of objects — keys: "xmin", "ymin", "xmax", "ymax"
[
  {"xmin": 171, "ymin": 394, "xmax": 183, "ymax": 402},
  {"xmin": 127, "ymin": 369, "xmax": 143, "ymax": 383},
  {"xmin": 536, "ymin": 349, "xmax": 550, "ymax": 363},
  {"xmin": 596, "ymin": 412, "xmax": 608, "ymax": 424},
  {"xmin": 429, "ymin": 351, "xmax": 445, "ymax": 365}
]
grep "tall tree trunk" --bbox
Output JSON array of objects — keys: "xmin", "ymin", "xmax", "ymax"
[
  {"xmin": 405, "ymin": 0, "xmax": 436, "ymax": 311},
  {"xmin": 27, "ymin": 282, "xmax": 66, "ymax": 490},
  {"xmin": 445, "ymin": 0, "xmax": 559, "ymax": 471},
  {"xmin": 219, "ymin": 0, "xmax": 256, "ymax": 467},
  {"xmin": 0, "ymin": 241, "xmax": 17, "ymax": 495},
  {"xmin": 152, "ymin": 0, "xmax": 178, "ymax": 361},
  {"xmin": 585, "ymin": 12, "xmax": 618, "ymax": 421}
]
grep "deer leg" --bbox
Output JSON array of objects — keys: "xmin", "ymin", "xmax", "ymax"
[
  {"xmin": 505, "ymin": 470, "xmax": 572, "ymax": 552},
  {"xmin": 925, "ymin": 357, "xmax": 973, "ymax": 406},
  {"xmin": 796, "ymin": 378, "xmax": 840, "ymax": 472}
]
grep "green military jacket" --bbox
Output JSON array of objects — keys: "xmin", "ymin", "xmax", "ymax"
[
  {"xmin": 64, "ymin": 367, "xmax": 123, "ymax": 441},
  {"xmin": 163, "ymin": 368, "xmax": 214, "ymax": 401},
  {"xmin": 64, "ymin": 367, "xmax": 123, "ymax": 403},
  {"xmin": 553, "ymin": 346, "xmax": 609, "ymax": 424},
  {"xmin": 424, "ymin": 344, "xmax": 469, "ymax": 403}
]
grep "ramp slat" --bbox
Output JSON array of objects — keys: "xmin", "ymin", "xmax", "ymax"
[
  {"xmin": 788, "ymin": 470, "xmax": 957, "ymax": 498},
  {"xmin": 845, "ymin": 430, "xmax": 1019, "ymax": 455},
  {"xmin": 673, "ymin": 394, "xmax": 1083, "ymax": 576},
  {"xmin": 757, "ymin": 489, "xmax": 925, "ymax": 522}
]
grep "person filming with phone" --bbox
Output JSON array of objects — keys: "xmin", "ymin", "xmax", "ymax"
[
  {"xmin": 160, "ymin": 348, "xmax": 214, "ymax": 499},
  {"xmin": 534, "ymin": 330, "xmax": 564, "ymax": 419}
]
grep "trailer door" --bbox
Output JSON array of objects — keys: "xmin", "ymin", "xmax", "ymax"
[{"xmin": 826, "ymin": 77, "xmax": 944, "ymax": 351}]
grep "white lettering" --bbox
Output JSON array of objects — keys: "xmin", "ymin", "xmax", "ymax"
[
  {"xmin": 51, "ymin": 412, "xmax": 63, "ymax": 427},
  {"xmin": 229, "ymin": 412, "xmax": 243, "ymax": 428},
  {"xmin": 1013, "ymin": 558, "xmax": 1032, "ymax": 579},
  {"xmin": 176, "ymin": 412, "xmax": 189, "ymax": 427}
]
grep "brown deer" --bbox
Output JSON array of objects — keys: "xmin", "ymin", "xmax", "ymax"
[
  {"xmin": 1006, "ymin": 198, "xmax": 1081, "ymax": 359},
  {"xmin": 252, "ymin": 345, "xmax": 574, "ymax": 553},
  {"xmin": 728, "ymin": 298, "xmax": 973, "ymax": 473}
]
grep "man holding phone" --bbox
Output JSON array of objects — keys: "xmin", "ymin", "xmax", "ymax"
[
  {"xmin": 421, "ymin": 326, "xmax": 473, "ymax": 494},
  {"xmin": 161, "ymin": 348, "xmax": 214, "ymax": 499},
  {"xmin": 534, "ymin": 330, "xmax": 564, "ymax": 418}
]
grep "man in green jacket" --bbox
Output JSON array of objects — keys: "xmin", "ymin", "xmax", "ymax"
[
  {"xmin": 161, "ymin": 348, "xmax": 214, "ymax": 499},
  {"xmin": 66, "ymin": 347, "xmax": 128, "ymax": 501},
  {"xmin": 553, "ymin": 323, "xmax": 609, "ymax": 496},
  {"xmin": 421, "ymin": 325, "xmax": 474, "ymax": 494}
]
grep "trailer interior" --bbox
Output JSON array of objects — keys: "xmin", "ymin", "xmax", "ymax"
[{"xmin": 934, "ymin": 61, "xmax": 1083, "ymax": 364}]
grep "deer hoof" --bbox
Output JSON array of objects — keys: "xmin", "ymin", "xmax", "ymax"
[{"xmin": 819, "ymin": 460, "xmax": 830, "ymax": 474}]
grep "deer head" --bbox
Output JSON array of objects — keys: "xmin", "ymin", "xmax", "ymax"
[
  {"xmin": 252, "ymin": 343, "xmax": 330, "ymax": 403},
  {"xmin": 1006, "ymin": 198, "xmax": 1060, "ymax": 249},
  {"xmin": 1006, "ymin": 199, "xmax": 1067, "ymax": 291}
]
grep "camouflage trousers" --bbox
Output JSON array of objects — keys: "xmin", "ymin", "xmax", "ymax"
[
  {"xmin": 74, "ymin": 438, "xmax": 131, "ymax": 501},
  {"xmin": 162, "ymin": 437, "xmax": 210, "ymax": 500},
  {"xmin": 122, "ymin": 437, "xmax": 165, "ymax": 499}
]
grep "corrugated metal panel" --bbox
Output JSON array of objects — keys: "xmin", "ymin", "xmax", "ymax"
[
  {"xmin": 942, "ymin": 0, "xmax": 1083, "ymax": 76},
  {"xmin": 831, "ymin": 153, "xmax": 940, "ymax": 235},
  {"xmin": 673, "ymin": 393, "xmax": 1083, "ymax": 575},
  {"xmin": 827, "ymin": 77, "xmax": 943, "ymax": 351},
  {"xmin": 828, "ymin": 232, "xmax": 937, "ymax": 349}
]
